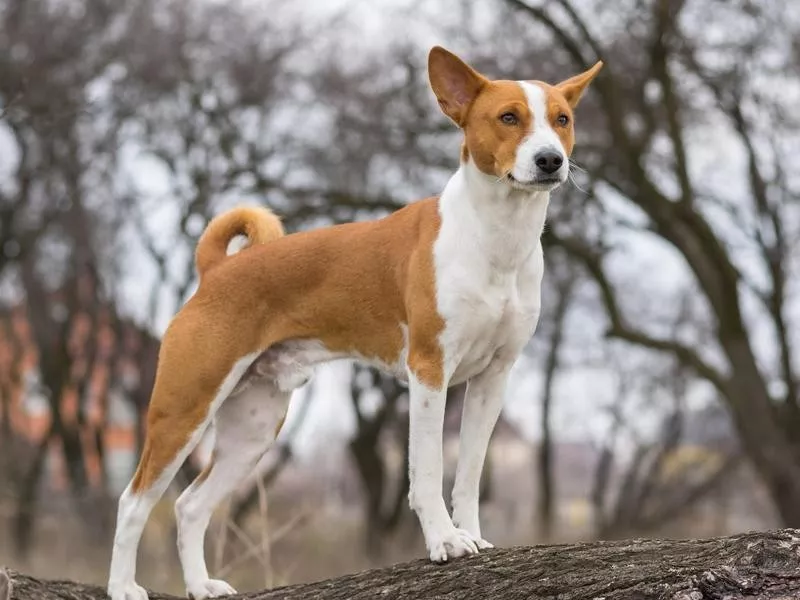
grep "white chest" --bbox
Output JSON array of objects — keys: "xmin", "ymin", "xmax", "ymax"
[
  {"xmin": 433, "ymin": 167, "xmax": 548, "ymax": 385},
  {"xmin": 436, "ymin": 246, "xmax": 543, "ymax": 385}
]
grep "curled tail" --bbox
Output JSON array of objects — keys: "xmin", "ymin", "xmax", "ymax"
[{"xmin": 195, "ymin": 205, "xmax": 284, "ymax": 279}]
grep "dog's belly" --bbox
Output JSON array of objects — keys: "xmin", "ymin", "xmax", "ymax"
[{"xmin": 233, "ymin": 337, "xmax": 409, "ymax": 395}]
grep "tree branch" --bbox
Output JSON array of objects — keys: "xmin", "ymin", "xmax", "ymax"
[
  {"xmin": 5, "ymin": 529, "xmax": 800, "ymax": 599},
  {"xmin": 650, "ymin": 0, "xmax": 693, "ymax": 206},
  {"xmin": 536, "ymin": 260, "xmax": 575, "ymax": 537},
  {"xmin": 680, "ymin": 48, "xmax": 798, "ymax": 415},
  {"xmin": 545, "ymin": 231, "xmax": 730, "ymax": 396},
  {"xmin": 504, "ymin": 0, "xmax": 589, "ymax": 66},
  {"xmin": 607, "ymin": 324, "xmax": 727, "ymax": 394}
]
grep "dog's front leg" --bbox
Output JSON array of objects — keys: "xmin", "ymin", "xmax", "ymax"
[
  {"xmin": 407, "ymin": 373, "xmax": 479, "ymax": 562},
  {"xmin": 451, "ymin": 359, "xmax": 513, "ymax": 549}
]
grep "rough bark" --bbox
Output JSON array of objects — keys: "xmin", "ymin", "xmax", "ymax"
[{"xmin": 4, "ymin": 529, "xmax": 800, "ymax": 599}]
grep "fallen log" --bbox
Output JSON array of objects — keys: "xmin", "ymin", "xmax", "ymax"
[{"xmin": 3, "ymin": 529, "xmax": 800, "ymax": 599}]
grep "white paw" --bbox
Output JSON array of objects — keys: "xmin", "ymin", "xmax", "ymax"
[
  {"xmin": 427, "ymin": 526, "xmax": 479, "ymax": 563},
  {"xmin": 186, "ymin": 579, "xmax": 237, "ymax": 599},
  {"xmin": 107, "ymin": 581, "xmax": 149, "ymax": 600},
  {"xmin": 474, "ymin": 536, "xmax": 494, "ymax": 550},
  {"xmin": 452, "ymin": 516, "xmax": 493, "ymax": 549}
]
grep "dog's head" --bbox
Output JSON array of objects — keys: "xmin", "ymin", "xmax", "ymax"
[{"xmin": 428, "ymin": 46, "xmax": 602, "ymax": 192}]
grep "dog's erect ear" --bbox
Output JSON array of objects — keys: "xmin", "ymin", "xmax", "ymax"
[
  {"xmin": 555, "ymin": 61, "xmax": 603, "ymax": 108},
  {"xmin": 428, "ymin": 46, "xmax": 488, "ymax": 127}
]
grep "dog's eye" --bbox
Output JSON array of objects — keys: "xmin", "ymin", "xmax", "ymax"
[
  {"xmin": 556, "ymin": 114, "xmax": 570, "ymax": 127},
  {"xmin": 500, "ymin": 112, "xmax": 518, "ymax": 125}
]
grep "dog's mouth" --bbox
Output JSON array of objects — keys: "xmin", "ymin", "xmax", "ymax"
[{"xmin": 506, "ymin": 174, "xmax": 563, "ymax": 191}]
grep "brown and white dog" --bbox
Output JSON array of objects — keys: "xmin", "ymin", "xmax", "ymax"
[{"xmin": 107, "ymin": 47, "xmax": 602, "ymax": 600}]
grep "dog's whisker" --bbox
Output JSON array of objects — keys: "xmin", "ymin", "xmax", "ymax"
[
  {"xmin": 568, "ymin": 170, "xmax": 588, "ymax": 194},
  {"xmin": 495, "ymin": 170, "xmax": 512, "ymax": 184},
  {"xmin": 569, "ymin": 161, "xmax": 587, "ymax": 174}
]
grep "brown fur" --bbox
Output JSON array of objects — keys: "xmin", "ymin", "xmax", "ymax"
[
  {"xmin": 463, "ymin": 81, "xmax": 532, "ymax": 176},
  {"xmin": 428, "ymin": 48, "xmax": 487, "ymax": 126},
  {"xmin": 195, "ymin": 205, "xmax": 284, "ymax": 278},
  {"xmin": 537, "ymin": 81, "xmax": 579, "ymax": 155},
  {"xmin": 554, "ymin": 61, "xmax": 603, "ymax": 109},
  {"xmin": 530, "ymin": 61, "xmax": 604, "ymax": 157},
  {"xmin": 429, "ymin": 47, "xmax": 602, "ymax": 177},
  {"xmin": 430, "ymin": 48, "xmax": 531, "ymax": 176},
  {"xmin": 131, "ymin": 198, "xmax": 444, "ymax": 492}
]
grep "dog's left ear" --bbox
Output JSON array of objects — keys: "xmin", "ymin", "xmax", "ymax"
[{"xmin": 556, "ymin": 61, "xmax": 603, "ymax": 108}]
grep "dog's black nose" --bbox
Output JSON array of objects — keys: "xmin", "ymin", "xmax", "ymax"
[{"xmin": 535, "ymin": 150, "xmax": 564, "ymax": 175}]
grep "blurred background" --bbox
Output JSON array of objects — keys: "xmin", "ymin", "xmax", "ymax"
[{"xmin": 1, "ymin": 0, "xmax": 799, "ymax": 593}]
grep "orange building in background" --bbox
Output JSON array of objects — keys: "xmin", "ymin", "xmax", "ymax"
[{"xmin": 0, "ymin": 303, "xmax": 159, "ymax": 494}]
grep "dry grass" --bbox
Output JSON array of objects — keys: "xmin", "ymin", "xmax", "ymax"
[{"xmin": 0, "ymin": 489, "xmax": 424, "ymax": 594}]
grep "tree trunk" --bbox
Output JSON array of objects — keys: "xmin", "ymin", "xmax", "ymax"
[
  {"xmin": 536, "ymin": 269, "xmax": 573, "ymax": 539},
  {"xmin": 4, "ymin": 529, "xmax": 800, "ymax": 599},
  {"xmin": 537, "ymin": 374, "xmax": 554, "ymax": 537}
]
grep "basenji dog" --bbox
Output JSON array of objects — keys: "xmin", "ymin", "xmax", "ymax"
[{"xmin": 107, "ymin": 47, "xmax": 602, "ymax": 600}]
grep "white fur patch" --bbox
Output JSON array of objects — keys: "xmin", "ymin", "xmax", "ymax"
[
  {"xmin": 513, "ymin": 81, "xmax": 568, "ymax": 184},
  {"xmin": 434, "ymin": 162, "xmax": 545, "ymax": 385},
  {"xmin": 407, "ymin": 372, "xmax": 478, "ymax": 562},
  {"xmin": 226, "ymin": 234, "xmax": 250, "ymax": 256}
]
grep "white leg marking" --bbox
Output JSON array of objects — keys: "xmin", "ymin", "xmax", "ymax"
[
  {"xmin": 451, "ymin": 360, "xmax": 512, "ymax": 549},
  {"xmin": 176, "ymin": 381, "xmax": 290, "ymax": 599},
  {"xmin": 107, "ymin": 353, "xmax": 259, "ymax": 600},
  {"xmin": 407, "ymin": 373, "xmax": 478, "ymax": 562},
  {"xmin": 107, "ymin": 481, "xmax": 166, "ymax": 600}
]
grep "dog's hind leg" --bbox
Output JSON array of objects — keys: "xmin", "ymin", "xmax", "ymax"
[
  {"xmin": 174, "ymin": 379, "xmax": 291, "ymax": 599},
  {"xmin": 107, "ymin": 347, "xmax": 260, "ymax": 600}
]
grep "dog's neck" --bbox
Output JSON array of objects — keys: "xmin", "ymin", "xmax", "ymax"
[{"xmin": 438, "ymin": 158, "xmax": 550, "ymax": 272}]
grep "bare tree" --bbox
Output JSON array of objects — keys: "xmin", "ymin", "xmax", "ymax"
[
  {"xmin": 534, "ymin": 252, "xmax": 577, "ymax": 538},
  {"xmin": 1, "ymin": 0, "xmax": 115, "ymax": 550},
  {"xmin": 4, "ymin": 0, "xmax": 789, "ymax": 567},
  {"xmin": 347, "ymin": 365, "xmax": 410, "ymax": 555},
  {"xmin": 501, "ymin": 0, "xmax": 800, "ymax": 525},
  {"xmin": 0, "ymin": 0, "xmax": 175, "ymax": 550},
  {"xmin": 590, "ymin": 357, "xmax": 739, "ymax": 538}
]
